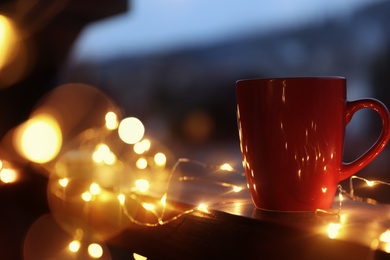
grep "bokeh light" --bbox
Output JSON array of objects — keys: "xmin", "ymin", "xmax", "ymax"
[
  {"xmin": 154, "ymin": 152, "xmax": 166, "ymax": 167},
  {"xmin": 90, "ymin": 183, "xmax": 101, "ymax": 195},
  {"xmin": 135, "ymin": 179, "xmax": 150, "ymax": 193},
  {"xmin": 58, "ymin": 178, "xmax": 69, "ymax": 187},
  {"xmin": 14, "ymin": 114, "xmax": 62, "ymax": 163},
  {"xmin": 0, "ymin": 168, "xmax": 17, "ymax": 183},
  {"xmin": 68, "ymin": 240, "xmax": 81, "ymax": 253},
  {"xmin": 136, "ymin": 157, "xmax": 148, "ymax": 169},
  {"xmin": 0, "ymin": 14, "xmax": 27, "ymax": 88},
  {"xmin": 0, "ymin": 15, "xmax": 19, "ymax": 69},
  {"xmin": 380, "ymin": 230, "xmax": 390, "ymax": 243},
  {"xmin": 134, "ymin": 139, "xmax": 151, "ymax": 154},
  {"xmin": 327, "ymin": 223, "xmax": 341, "ymax": 239},
  {"xmin": 118, "ymin": 117, "xmax": 145, "ymax": 144},
  {"xmin": 105, "ymin": 111, "xmax": 118, "ymax": 130},
  {"xmin": 92, "ymin": 143, "xmax": 117, "ymax": 165},
  {"xmin": 220, "ymin": 163, "xmax": 233, "ymax": 171},
  {"xmin": 82, "ymin": 191, "xmax": 93, "ymax": 202},
  {"xmin": 88, "ymin": 243, "xmax": 103, "ymax": 259}
]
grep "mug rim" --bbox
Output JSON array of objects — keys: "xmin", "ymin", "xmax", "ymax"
[{"xmin": 236, "ymin": 76, "xmax": 345, "ymax": 84}]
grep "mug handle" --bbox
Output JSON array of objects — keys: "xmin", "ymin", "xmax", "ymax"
[{"xmin": 339, "ymin": 98, "xmax": 390, "ymax": 181}]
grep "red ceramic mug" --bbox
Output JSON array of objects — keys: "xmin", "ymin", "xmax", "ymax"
[{"xmin": 236, "ymin": 77, "xmax": 390, "ymax": 211}]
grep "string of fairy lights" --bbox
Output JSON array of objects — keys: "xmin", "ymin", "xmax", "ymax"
[{"xmin": 0, "ymin": 100, "xmax": 389, "ymax": 258}]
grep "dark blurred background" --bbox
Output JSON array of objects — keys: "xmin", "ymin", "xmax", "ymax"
[
  {"xmin": 1, "ymin": 0, "xmax": 390, "ymax": 258},
  {"xmin": 61, "ymin": 0, "xmax": 390, "ymax": 178}
]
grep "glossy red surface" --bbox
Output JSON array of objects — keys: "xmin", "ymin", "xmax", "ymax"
[{"xmin": 236, "ymin": 77, "xmax": 390, "ymax": 211}]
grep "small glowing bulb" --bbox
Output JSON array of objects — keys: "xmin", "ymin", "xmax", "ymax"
[
  {"xmin": 197, "ymin": 203, "xmax": 209, "ymax": 213},
  {"xmin": 82, "ymin": 191, "xmax": 93, "ymax": 202},
  {"xmin": 118, "ymin": 194, "xmax": 125, "ymax": 205},
  {"xmin": 154, "ymin": 152, "xmax": 166, "ymax": 166},
  {"xmin": 385, "ymin": 243, "xmax": 390, "ymax": 253},
  {"xmin": 134, "ymin": 139, "xmax": 151, "ymax": 154},
  {"xmin": 366, "ymin": 180, "xmax": 375, "ymax": 187},
  {"xmin": 380, "ymin": 230, "xmax": 390, "ymax": 243},
  {"xmin": 92, "ymin": 143, "xmax": 111, "ymax": 163},
  {"xmin": 136, "ymin": 158, "xmax": 148, "ymax": 169},
  {"xmin": 0, "ymin": 168, "xmax": 17, "ymax": 183},
  {"xmin": 327, "ymin": 223, "xmax": 341, "ymax": 239},
  {"xmin": 135, "ymin": 179, "xmax": 149, "ymax": 193},
  {"xmin": 160, "ymin": 194, "xmax": 167, "ymax": 206},
  {"xmin": 104, "ymin": 151, "xmax": 116, "ymax": 165},
  {"xmin": 220, "ymin": 163, "xmax": 233, "ymax": 171},
  {"xmin": 232, "ymin": 186, "xmax": 242, "ymax": 192},
  {"xmin": 69, "ymin": 240, "xmax": 81, "ymax": 253},
  {"xmin": 88, "ymin": 243, "xmax": 103, "ymax": 259},
  {"xmin": 105, "ymin": 111, "xmax": 118, "ymax": 130},
  {"xmin": 89, "ymin": 183, "xmax": 101, "ymax": 195},
  {"xmin": 142, "ymin": 203, "xmax": 155, "ymax": 211},
  {"xmin": 58, "ymin": 178, "xmax": 69, "ymax": 187}
]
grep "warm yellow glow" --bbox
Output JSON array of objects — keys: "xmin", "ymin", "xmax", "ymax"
[
  {"xmin": 92, "ymin": 144, "xmax": 117, "ymax": 165},
  {"xmin": 321, "ymin": 187, "xmax": 327, "ymax": 193},
  {"xmin": 58, "ymin": 178, "xmax": 69, "ymax": 187},
  {"xmin": 339, "ymin": 214, "xmax": 347, "ymax": 224},
  {"xmin": 92, "ymin": 143, "xmax": 109, "ymax": 163},
  {"xmin": 135, "ymin": 179, "xmax": 149, "ymax": 193},
  {"xmin": 371, "ymin": 239, "xmax": 379, "ymax": 252},
  {"xmin": 0, "ymin": 159, "xmax": 3, "ymax": 169},
  {"xmin": 366, "ymin": 180, "xmax": 375, "ymax": 187},
  {"xmin": 197, "ymin": 203, "xmax": 209, "ymax": 213},
  {"xmin": 134, "ymin": 139, "xmax": 151, "ymax": 154},
  {"xmin": 118, "ymin": 194, "xmax": 125, "ymax": 205},
  {"xmin": 160, "ymin": 194, "xmax": 167, "ymax": 206},
  {"xmin": 68, "ymin": 240, "xmax": 81, "ymax": 253},
  {"xmin": 220, "ymin": 163, "xmax": 233, "ymax": 171},
  {"xmin": 15, "ymin": 114, "xmax": 62, "ymax": 163},
  {"xmin": 88, "ymin": 243, "xmax": 103, "ymax": 258},
  {"xmin": 0, "ymin": 168, "xmax": 17, "ymax": 183},
  {"xmin": 82, "ymin": 191, "xmax": 93, "ymax": 202},
  {"xmin": 232, "ymin": 186, "xmax": 242, "ymax": 192},
  {"xmin": 339, "ymin": 192, "xmax": 344, "ymax": 202},
  {"xmin": 104, "ymin": 151, "xmax": 116, "ymax": 165},
  {"xmin": 380, "ymin": 230, "xmax": 390, "ymax": 243},
  {"xmin": 0, "ymin": 15, "xmax": 18, "ymax": 70},
  {"xmin": 327, "ymin": 223, "xmax": 341, "ymax": 239},
  {"xmin": 89, "ymin": 183, "xmax": 101, "ymax": 195},
  {"xmin": 105, "ymin": 111, "xmax": 118, "ymax": 130},
  {"xmin": 118, "ymin": 117, "xmax": 145, "ymax": 144},
  {"xmin": 142, "ymin": 202, "xmax": 155, "ymax": 211},
  {"xmin": 154, "ymin": 152, "xmax": 166, "ymax": 166},
  {"xmin": 133, "ymin": 253, "xmax": 147, "ymax": 260},
  {"xmin": 75, "ymin": 228, "xmax": 84, "ymax": 238},
  {"xmin": 136, "ymin": 158, "xmax": 148, "ymax": 169},
  {"xmin": 385, "ymin": 243, "xmax": 390, "ymax": 254}
]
